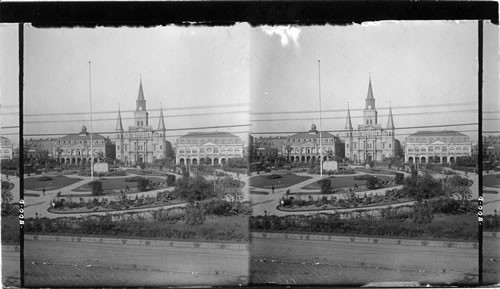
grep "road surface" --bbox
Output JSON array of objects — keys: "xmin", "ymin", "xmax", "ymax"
[
  {"xmin": 2, "ymin": 245, "xmax": 21, "ymax": 287},
  {"xmin": 24, "ymin": 238, "xmax": 249, "ymax": 287},
  {"xmin": 250, "ymin": 236, "xmax": 478, "ymax": 285}
]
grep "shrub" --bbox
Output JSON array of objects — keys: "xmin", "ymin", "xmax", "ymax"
[
  {"xmin": 90, "ymin": 180, "xmax": 104, "ymax": 196},
  {"xmin": 184, "ymin": 203, "xmax": 206, "ymax": 225},
  {"xmin": 137, "ymin": 178, "xmax": 150, "ymax": 192},
  {"xmin": 318, "ymin": 179, "xmax": 332, "ymax": 194},
  {"xmin": 394, "ymin": 173, "xmax": 404, "ymax": 185},
  {"xmin": 365, "ymin": 176, "xmax": 380, "ymax": 190},
  {"xmin": 166, "ymin": 175, "xmax": 176, "ymax": 186},
  {"xmin": 38, "ymin": 176, "xmax": 53, "ymax": 181}
]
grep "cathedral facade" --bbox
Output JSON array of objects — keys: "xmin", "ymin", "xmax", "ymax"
[
  {"xmin": 343, "ymin": 79, "xmax": 395, "ymax": 163},
  {"xmin": 113, "ymin": 80, "xmax": 169, "ymax": 165}
]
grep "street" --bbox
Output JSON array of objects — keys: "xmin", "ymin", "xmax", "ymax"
[
  {"xmin": 24, "ymin": 238, "xmax": 249, "ymax": 287},
  {"xmin": 250, "ymin": 236, "xmax": 478, "ymax": 285},
  {"xmin": 1, "ymin": 246, "xmax": 21, "ymax": 287}
]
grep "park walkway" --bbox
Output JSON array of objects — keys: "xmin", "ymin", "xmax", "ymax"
[
  {"xmin": 22, "ymin": 172, "xmax": 183, "ymax": 219},
  {"xmin": 249, "ymin": 169, "xmax": 406, "ymax": 216}
]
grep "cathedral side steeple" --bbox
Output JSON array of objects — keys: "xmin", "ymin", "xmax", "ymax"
[
  {"xmin": 157, "ymin": 107, "xmax": 166, "ymax": 132},
  {"xmin": 345, "ymin": 103, "xmax": 353, "ymax": 130},
  {"xmin": 115, "ymin": 105, "xmax": 124, "ymax": 132},
  {"xmin": 386, "ymin": 105, "xmax": 395, "ymax": 130}
]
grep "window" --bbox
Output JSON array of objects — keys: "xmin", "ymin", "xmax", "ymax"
[{"xmin": 347, "ymin": 144, "xmax": 349, "ymax": 149}]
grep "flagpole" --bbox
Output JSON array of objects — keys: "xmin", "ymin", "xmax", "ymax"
[
  {"xmin": 318, "ymin": 60, "xmax": 323, "ymax": 178},
  {"xmin": 89, "ymin": 61, "xmax": 94, "ymax": 180}
]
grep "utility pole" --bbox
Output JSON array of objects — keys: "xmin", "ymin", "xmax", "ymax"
[
  {"xmin": 88, "ymin": 61, "xmax": 94, "ymax": 180},
  {"xmin": 318, "ymin": 60, "xmax": 323, "ymax": 178}
]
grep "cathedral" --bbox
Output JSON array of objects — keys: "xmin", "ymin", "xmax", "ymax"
[
  {"xmin": 113, "ymin": 79, "xmax": 169, "ymax": 165},
  {"xmin": 343, "ymin": 79, "xmax": 395, "ymax": 163}
]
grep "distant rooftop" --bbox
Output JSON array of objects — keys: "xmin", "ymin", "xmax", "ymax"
[
  {"xmin": 408, "ymin": 130, "xmax": 467, "ymax": 137},
  {"xmin": 180, "ymin": 132, "xmax": 239, "ymax": 139}
]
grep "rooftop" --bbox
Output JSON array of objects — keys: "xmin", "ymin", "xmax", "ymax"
[
  {"xmin": 60, "ymin": 133, "xmax": 107, "ymax": 141},
  {"xmin": 180, "ymin": 132, "xmax": 240, "ymax": 139},
  {"xmin": 288, "ymin": 131, "xmax": 337, "ymax": 139},
  {"xmin": 408, "ymin": 130, "xmax": 467, "ymax": 137}
]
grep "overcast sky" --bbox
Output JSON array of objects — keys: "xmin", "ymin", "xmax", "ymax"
[
  {"xmin": 20, "ymin": 24, "xmax": 250, "ymax": 145},
  {"xmin": 251, "ymin": 21, "xmax": 497, "ymax": 144},
  {"xmin": 0, "ymin": 21, "xmax": 498, "ymax": 147}
]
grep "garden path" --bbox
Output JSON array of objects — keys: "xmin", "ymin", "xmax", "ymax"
[
  {"xmin": 250, "ymin": 170, "xmax": 406, "ymax": 217},
  {"xmin": 22, "ymin": 173, "xmax": 182, "ymax": 219}
]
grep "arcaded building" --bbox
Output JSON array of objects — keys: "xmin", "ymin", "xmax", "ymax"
[
  {"xmin": 56, "ymin": 126, "xmax": 113, "ymax": 165},
  {"xmin": 343, "ymin": 79, "xmax": 396, "ymax": 163},
  {"xmin": 405, "ymin": 130, "xmax": 472, "ymax": 164},
  {"xmin": 284, "ymin": 124, "xmax": 340, "ymax": 163},
  {"xmin": 176, "ymin": 132, "xmax": 244, "ymax": 166}
]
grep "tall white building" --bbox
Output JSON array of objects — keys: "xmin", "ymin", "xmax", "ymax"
[
  {"xmin": 0, "ymin": 136, "xmax": 14, "ymax": 160},
  {"xmin": 176, "ymin": 132, "xmax": 244, "ymax": 166},
  {"xmin": 113, "ymin": 79, "xmax": 169, "ymax": 165},
  {"xmin": 405, "ymin": 130, "xmax": 472, "ymax": 164},
  {"xmin": 342, "ymin": 79, "xmax": 395, "ymax": 163}
]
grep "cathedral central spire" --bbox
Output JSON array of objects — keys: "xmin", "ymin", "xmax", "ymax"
[
  {"xmin": 136, "ymin": 78, "xmax": 146, "ymax": 112},
  {"xmin": 365, "ymin": 77, "xmax": 376, "ymax": 110},
  {"xmin": 363, "ymin": 77, "xmax": 378, "ymax": 125},
  {"xmin": 134, "ymin": 78, "xmax": 149, "ymax": 126}
]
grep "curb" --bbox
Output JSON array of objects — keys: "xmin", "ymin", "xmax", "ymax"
[
  {"xmin": 251, "ymin": 232, "xmax": 478, "ymax": 249},
  {"xmin": 25, "ymin": 234, "xmax": 250, "ymax": 251},
  {"xmin": 484, "ymin": 231, "xmax": 500, "ymax": 238},
  {"xmin": 1, "ymin": 245, "xmax": 20, "ymax": 252}
]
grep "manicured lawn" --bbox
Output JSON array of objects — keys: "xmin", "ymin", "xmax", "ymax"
[
  {"xmin": 355, "ymin": 168, "xmax": 396, "ymax": 175},
  {"xmin": 301, "ymin": 175, "xmax": 394, "ymax": 190},
  {"xmin": 483, "ymin": 174, "xmax": 500, "ymax": 187},
  {"xmin": 250, "ymin": 190, "xmax": 269, "ymax": 195},
  {"xmin": 24, "ymin": 176, "xmax": 82, "ymax": 191},
  {"xmin": 72, "ymin": 176, "xmax": 166, "ymax": 192},
  {"xmin": 250, "ymin": 174, "xmax": 312, "ymax": 189}
]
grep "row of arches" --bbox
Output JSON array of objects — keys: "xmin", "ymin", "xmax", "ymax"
[
  {"xmin": 178, "ymin": 157, "xmax": 227, "ymax": 166},
  {"xmin": 287, "ymin": 155, "xmax": 328, "ymax": 163},
  {"xmin": 60, "ymin": 149, "xmax": 103, "ymax": 156},
  {"xmin": 407, "ymin": 156, "xmax": 458, "ymax": 164},
  {"xmin": 59, "ymin": 157, "xmax": 99, "ymax": 164}
]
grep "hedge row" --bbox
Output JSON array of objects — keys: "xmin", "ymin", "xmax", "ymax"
[{"xmin": 250, "ymin": 213, "xmax": 478, "ymax": 241}]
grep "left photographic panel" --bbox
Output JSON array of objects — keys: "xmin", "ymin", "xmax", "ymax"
[
  {"xmin": 1, "ymin": 24, "xmax": 22, "ymax": 288},
  {"xmin": 22, "ymin": 24, "xmax": 251, "ymax": 287}
]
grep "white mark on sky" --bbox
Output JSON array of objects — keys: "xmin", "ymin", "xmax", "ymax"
[{"xmin": 261, "ymin": 25, "xmax": 301, "ymax": 48}]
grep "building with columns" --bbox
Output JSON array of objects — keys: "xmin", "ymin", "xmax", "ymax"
[
  {"xmin": 405, "ymin": 130, "xmax": 472, "ymax": 164},
  {"xmin": 342, "ymin": 79, "xmax": 395, "ymax": 163},
  {"xmin": 0, "ymin": 136, "xmax": 14, "ymax": 160},
  {"xmin": 176, "ymin": 132, "xmax": 244, "ymax": 166},
  {"xmin": 56, "ymin": 126, "xmax": 114, "ymax": 165},
  {"xmin": 113, "ymin": 79, "xmax": 170, "ymax": 165},
  {"xmin": 284, "ymin": 124, "xmax": 341, "ymax": 163}
]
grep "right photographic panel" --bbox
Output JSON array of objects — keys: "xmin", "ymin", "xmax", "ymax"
[
  {"xmin": 249, "ymin": 21, "xmax": 483, "ymax": 286},
  {"xmin": 482, "ymin": 20, "xmax": 500, "ymax": 285}
]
